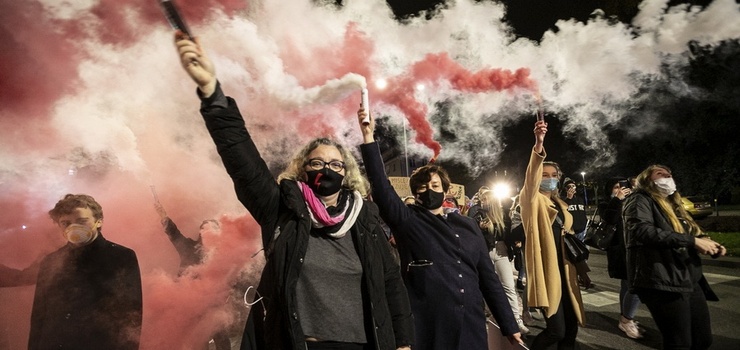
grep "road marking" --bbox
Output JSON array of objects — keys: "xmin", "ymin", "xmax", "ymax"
[
  {"xmin": 581, "ymin": 290, "xmax": 619, "ymax": 307},
  {"xmin": 703, "ymin": 272, "xmax": 740, "ymax": 284}
]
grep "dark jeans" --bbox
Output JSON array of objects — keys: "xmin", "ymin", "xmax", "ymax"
[
  {"xmin": 636, "ymin": 285, "xmax": 712, "ymax": 350},
  {"xmin": 531, "ymin": 292, "xmax": 579, "ymax": 350},
  {"xmin": 306, "ymin": 341, "xmax": 370, "ymax": 350}
]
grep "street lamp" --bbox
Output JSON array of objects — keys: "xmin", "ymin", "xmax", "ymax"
[{"xmin": 580, "ymin": 172, "xmax": 588, "ymax": 208}]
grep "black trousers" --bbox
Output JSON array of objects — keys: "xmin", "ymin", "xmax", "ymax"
[
  {"xmin": 306, "ymin": 341, "xmax": 371, "ymax": 350},
  {"xmin": 531, "ymin": 291, "xmax": 579, "ymax": 350},
  {"xmin": 636, "ymin": 285, "xmax": 712, "ymax": 350}
]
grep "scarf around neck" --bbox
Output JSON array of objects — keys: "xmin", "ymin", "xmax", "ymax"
[{"xmin": 298, "ymin": 182, "xmax": 363, "ymax": 238}]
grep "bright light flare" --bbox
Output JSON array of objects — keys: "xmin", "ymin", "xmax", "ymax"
[
  {"xmin": 492, "ymin": 182, "xmax": 511, "ymax": 200},
  {"xmin": 375, "ymin": 79, "xmax": 388, "ymax": 90},
  {"xmin": 415, "ymin": 83, "xmax": 425, "ymax": 91}
]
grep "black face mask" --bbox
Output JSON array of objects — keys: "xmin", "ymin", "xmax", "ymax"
[
  {"xmin": 306, "ymin": 168, "xmax": 344, "ymax": 196},
  {"xmin": 415, "ymin": 189, "xmax": 445, "ymax": 210}
]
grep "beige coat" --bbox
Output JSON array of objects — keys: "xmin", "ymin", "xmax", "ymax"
[{"xmin": 519, "ymin": 147, "xmax": 585, "ymax": 325}]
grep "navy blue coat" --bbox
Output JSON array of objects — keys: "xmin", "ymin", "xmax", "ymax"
[{"xmin": 361, "ymin": 142, "xmax": 518, "ymax": 350}]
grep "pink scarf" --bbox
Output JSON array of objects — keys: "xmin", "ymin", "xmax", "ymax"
[{"xmin": 298, "ymin": 182, "xmax": 346, "ymax": 226}]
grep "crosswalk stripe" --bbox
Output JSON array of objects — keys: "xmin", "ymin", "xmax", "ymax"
[
  {"xmin": 703, "ymin": 272, "xmax": 739, "ymax": 284},
  {"xmin": 581, "ymin": 290, "xmax": 619, "ymax": 307}
]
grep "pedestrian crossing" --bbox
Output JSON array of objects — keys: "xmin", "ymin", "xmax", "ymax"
[
  {"xmin": 704, "ymin": 272, "xmax": 740, "ymax": 284},
  {"xmin": 580, "ymin": 271, "xmax": 738, "ymax": 307}
]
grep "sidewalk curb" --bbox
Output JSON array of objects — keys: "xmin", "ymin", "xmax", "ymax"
[{"xmin": 589, "ymin": 248, "xmax": 740, "ymax": 268}]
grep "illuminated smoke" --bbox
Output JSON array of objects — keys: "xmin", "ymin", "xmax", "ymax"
[
  {"xmin": 1, "ymin": 0, "xmax": 738, "ymax": 348},
  {"xmin": 377, "ymin": 52, "xmax": 537, "ymax": 160}
]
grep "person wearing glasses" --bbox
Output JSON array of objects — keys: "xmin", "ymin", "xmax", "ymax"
[
  {"xmin": 358, "ymin": 110, "xmax": 522, "ymax": 349},
  {"xmin": 174, "ymin": 34, "xmax": 413, "ymax": 350}
]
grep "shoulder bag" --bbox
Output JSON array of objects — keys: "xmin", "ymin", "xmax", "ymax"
[
  {"xmin": 555, "ymin": 214, "xmax": 590, "ymax": 263},
  {"xmin": 584, "ymin": 210, "xmax": 616, "ymax": 250}
]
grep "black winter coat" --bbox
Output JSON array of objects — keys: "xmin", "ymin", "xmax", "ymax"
[
  {"xmin": 622, "ymin": 191, "xmax": 717, "ymax": 299},
  {"xmin": 598, "ymin": 197, "xmax": 627, "ymax": 280},
  {"xmin": 28, "ymin": 235, "xmax": 142, "ymax": 350},
  {"xmin": 199, "ymin": 85, "xmax": 414, "ymax": 350},
  {"xmin": 361, "ymin": 142, "xmax": 518, "ymax": 350}
]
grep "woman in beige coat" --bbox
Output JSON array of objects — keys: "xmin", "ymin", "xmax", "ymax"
[{"xmin": 519, "ymin": 120, "xmax": 585, "ymax": 349}]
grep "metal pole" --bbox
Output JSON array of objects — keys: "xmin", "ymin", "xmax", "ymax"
[
  {"xmin": 403, "ymin": 118, "xmax": 409, "ymax": 176},
  {"xmin": 580, "ymin": 172, "xmax": 588, "ymax": 208}
]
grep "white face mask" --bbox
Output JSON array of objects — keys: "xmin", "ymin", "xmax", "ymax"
[
  {"xmin": 64, "ymin": 224, "xmax": 98, "ymax": 245},
  {"xmin": 654, "ymin": 177, "xmax": 677, "ymax": 196}
]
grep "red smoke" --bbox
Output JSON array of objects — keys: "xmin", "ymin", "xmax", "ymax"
[
  {"xmin": 141, "ymin": 214, "xmax": 261, "ymax": 349},
  {"xmin": 377, "ymin": 52, "xmax": 538, "ymax": 160}
]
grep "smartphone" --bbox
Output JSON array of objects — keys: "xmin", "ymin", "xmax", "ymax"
[
  {"xmin": 360, "ymin": 88, "xmax": 370, "ymax": 125},
  {"xmin": 619, "ymin": 180, "xmax": 631, "ymax": 189}
]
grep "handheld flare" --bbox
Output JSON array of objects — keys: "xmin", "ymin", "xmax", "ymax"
[
  {"xmin": 160, "ymin": 0, "xmax": 193, "ymax": 39},
  {"xmin": 361, "ymin": 88, "xmax": 370, "ymax": 125},
  {"xmin": 150, "ymin": 185, "xmax": 160, "ymax": 203}
]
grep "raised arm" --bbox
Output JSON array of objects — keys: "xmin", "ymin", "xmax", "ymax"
[
  {"xmin": 357, "ymin": 108, "xmax": 413, "ymax": 227},
  {"xmin": 174, "ymin": 33, "xmax": 281, "ymax": 242},
  {"xmin": 175, "ymin": 32, "xmax": 216, "ymax": 97},
  {"xmin": 519, "ymin": 121, "xmax": 548, "ymax": 206}
]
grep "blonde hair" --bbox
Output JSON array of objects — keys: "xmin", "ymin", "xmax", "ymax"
[
  {"xmin": 635, "ymin": 164, "xmax": 702, "ymax": 236},
  {"xmin": 480, "ymin": 190, "xmax": 505, "ymax": 234},
  {"xmin": 277, "ymin": 138, "xmax": 370, "ymax": 197},
  {"xmin": 542, "ymin": 161, "xmax": 562, "ymax": 199}
]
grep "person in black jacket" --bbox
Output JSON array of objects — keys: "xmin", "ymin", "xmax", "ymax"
[
  {"xmin": 174, "ymin": 33, "xmax": 413, "ymax": 350},
  {"xmin": 153, "ymin": 200, "xmax": 232, "ymax": 350},
  {"xmin": 623, "ymin": 165, "xmax": 725, "ymax": 350},
  {"xmin": 357, "ymin": 109, "xmax": 522, "ymax": 349},
  {"xmin": 29, "ymin": 194, "xmax": 142, "ymax": 350},
  {"xmin": 598, "ymin": 178, "xmax": 645, "ymax": 339}
]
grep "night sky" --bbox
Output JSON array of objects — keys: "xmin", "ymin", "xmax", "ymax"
[
  {"xmin": 0, "ymin": 1, "xmax": 738, "ymax": 347},
  {"xmin": 383, "ymin": 0, "xmax": 738, "ymax": 202}
]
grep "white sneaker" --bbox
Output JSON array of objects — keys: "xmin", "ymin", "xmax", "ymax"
[
  {"xmin": 618, "ymin": 317, "xmax": 643, "ymax": 339},
  {"xmin": 517, "ymin": 319, "xmax": 530, "ymax": 334},
  {"xmin": 521, "ymin": 310, "xmax": 535, "ymax": 325}
]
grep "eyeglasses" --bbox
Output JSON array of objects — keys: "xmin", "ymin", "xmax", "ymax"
[{"xmin": 305, "ymin": 158, "xmax": 345, "ymax": 172}]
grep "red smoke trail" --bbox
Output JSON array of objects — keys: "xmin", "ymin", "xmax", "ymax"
[
  {"xmin": 141, "ymin": 213, "xmax": 261, "ymax": 349},
  {"xmin": 376, "ymin": 53, "xmax": 538, "ymax": 160}
]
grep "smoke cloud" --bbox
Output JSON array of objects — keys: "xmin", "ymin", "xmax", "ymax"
[{"xmin": 1, "ymin": 0, "xmax": 738, "ymax": 348}]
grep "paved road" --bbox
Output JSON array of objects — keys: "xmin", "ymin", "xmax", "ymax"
[{"xmin": 488, "ymin": 250, "xmax": 740, "ymax": 350}]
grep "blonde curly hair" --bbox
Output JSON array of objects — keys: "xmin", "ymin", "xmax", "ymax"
[{"xmin": 277, "ymin": 138, "xmax": 370, "ymax": 197}]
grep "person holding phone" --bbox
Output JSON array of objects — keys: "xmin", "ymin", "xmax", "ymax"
[
  {"xmin": 623, "ymin": 165, "xmax": 725, "ymax": 349},
  {"xmin": 599, "ymin": 178, "xmax": 645, "ymax": 339}
]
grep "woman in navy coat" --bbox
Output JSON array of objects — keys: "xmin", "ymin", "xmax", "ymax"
[{"xmin": 358, "ymin": 109, "xmax": 522, "ymax": 350}]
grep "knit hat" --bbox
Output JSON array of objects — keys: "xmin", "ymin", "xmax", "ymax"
[{"xmin": 563, "ymin": 178, "xmax": 576, "ymax": 188}]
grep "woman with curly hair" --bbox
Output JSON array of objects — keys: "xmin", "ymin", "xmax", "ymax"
[{"xmin": 174, "ymin": 34, "xmax": 413, "ymax": 350}]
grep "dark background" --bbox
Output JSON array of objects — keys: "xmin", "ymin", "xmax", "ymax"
[
  {"xmin": 316, "ymin": 0, "xmax": 738, "ymax": 202},
  {"xmin": 374, "ymin": 0, "xmax": 739, "ymax": 204}
]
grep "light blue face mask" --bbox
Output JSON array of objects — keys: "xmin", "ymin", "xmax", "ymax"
[{"xmin": 539, "ymin": 178, "xmax": 559, "ymax": 192}]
